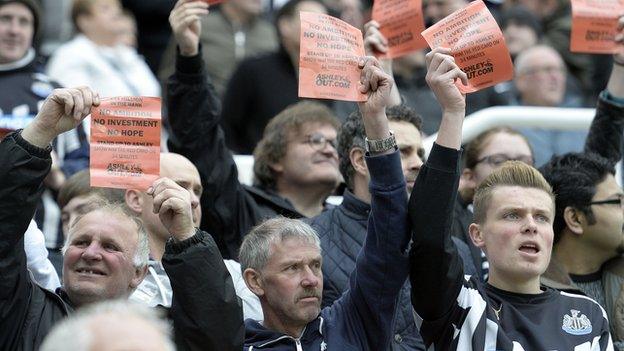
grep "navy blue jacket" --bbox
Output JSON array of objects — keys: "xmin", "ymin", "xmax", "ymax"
[
  {"xmin": 244, "ymin": 150, "xmax": 410, "ymax": 350},
  {"xmin": 309, "ymin": 189, "xmax": 477, "ymax": 351}
]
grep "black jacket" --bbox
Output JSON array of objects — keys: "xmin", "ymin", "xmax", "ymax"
[
  {"xmin": 309, "ymin": 190, "xmax": 478, "ymax": 351},
  {"xmin": 166, "ymin": 52, "xmax": 303, "ymax": 259},
  {"xmin": 0, "ymin": 131, "xmax": 244, "ymax": 350}
]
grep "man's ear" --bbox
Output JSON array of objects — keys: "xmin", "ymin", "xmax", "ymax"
[
  {"xmin": 349, "ymin": 147, "xmax": 367, "ymax": 177},
  {"xmin": 130, "ymin": 265, "xmax": 148, "ymax": 289},
  {"xmin": 125, "ymin": 189, "xmax": 144, "ymax": 214},
  {"xmin": 460, "ymin": 168, "xmax": 477, "ymax": 191},
  {"xmin": 269, "ymin": 160, "xmax": 284, "ymax": 175},
  {"xmin": 243, "ymin": 268, "xmax": 264, "ymax": 297},
  {"xmin": 563, "ymin": 206, "xmax": 584, "ymax": 236},
  {"xmin": 469, "ymin": 223, "xmax": 486, "ymax": 250}
]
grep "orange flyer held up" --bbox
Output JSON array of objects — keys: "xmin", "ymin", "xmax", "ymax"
[
  {"xmin": 421, "ymin": 0, "xmax": 513, "ymax": 94},
  {"xmin": 90, "ymin": 97, "xmax": 161, "ymax": 191},
  {"xmin": 298, "ymin": 11, "xmax": 367, "ymax": 102},
  {"xmin": 571, "ymin": 0, "xmax": 624, "ymax": 54},
  {"xmin": 372, "ymin": 0, "xmax": 427, "ymax": 58}
]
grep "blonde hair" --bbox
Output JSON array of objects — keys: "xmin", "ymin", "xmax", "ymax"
[{"xmin": 473, "ymin": 161, "xmax": 554, "ymax": 224}]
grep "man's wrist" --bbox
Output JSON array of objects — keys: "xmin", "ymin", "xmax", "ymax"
[
  {"xmin": 170, "ymin": 227, "xmax": 198, "ymax": 242},
  {"xmin": 21, "ymin": 123, "xmax": 54, "ymax": 148},
  {"xmin": 179, "ymin": 45, "xmax": 199, "ymax": 57}
]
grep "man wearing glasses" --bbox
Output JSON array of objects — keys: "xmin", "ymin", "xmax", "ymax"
[
  {"xmin": 541, "ymin": 152, "xmax": 624, "ymax": 347},
  {"xmin": 165, "ymin": 0, "xmax": 342, "ymax": 259}
]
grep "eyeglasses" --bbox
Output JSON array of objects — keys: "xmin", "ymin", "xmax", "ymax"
[
  {"xmin": 304, "ymin": 133, "xmax": 337, "ymax": 151},
  {"xmin": 590, "ymin": 196, "xmax": 624, "ymax": 208},
  {"xmin": 475, "ymin": 153, "xmax": 534, "ymax": 167}
]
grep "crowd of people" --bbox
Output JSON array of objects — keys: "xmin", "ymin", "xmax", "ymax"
[{"xmin": 2, "ymin": 0, "xmax": 624, "ymax": 350}]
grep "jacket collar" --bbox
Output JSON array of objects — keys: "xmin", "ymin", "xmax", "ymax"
[
  {"xmin": 540, "ymin": 257, "xmax": 583, "ymax": 293},
  {"xmin": 0, "ymin": 48, "xmax": 35, "ymax": 72},
  {"xmin": 245, "ymin": 317, "xmax": 323, "ymax": 349},
  {"xmin": 340, "ymin": 189, "xmax": 370, "ymax": 219}
]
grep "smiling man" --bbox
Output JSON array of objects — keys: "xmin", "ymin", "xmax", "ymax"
[
  {"xmin": 408, "ymin": 47, "xmax": 613, "ymax": 350},
  {"xmin": 0, "ymin": 87, "xmax": 244, "ymax": 350}
]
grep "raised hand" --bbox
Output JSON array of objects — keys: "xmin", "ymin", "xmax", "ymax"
[
  {"xmin": 169, "ymin": 0, "xmax": 209, "ymax": 56},
  {"xmin": 425, "ymin": 47, "xmax": 467, "ymax": 114},
  {"xmin": 21, "ymin": 87, "xmax": 99, "ymax": 148},
  {"xmin": 148, "ymin": 177, "xmax": 196, "ymax": 241},
  {"xmin": 363, "ymin": 20, "xmax": 389, "ymax": 57},
  {"xmin": 358, "ymin": 56, "xmax": 394, "ymax": 118}
]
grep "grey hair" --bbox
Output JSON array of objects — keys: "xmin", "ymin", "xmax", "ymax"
[
  {"xmin": 239, "ymin": 217, "xmax": 321, "ymax": 272},
  {"xmin": 62, "ymin": 199, "xmax": 150, "ymax": 269},
  {"xmin": 39, "ymin": 300, "xmax": 174, "ymax": 351}
]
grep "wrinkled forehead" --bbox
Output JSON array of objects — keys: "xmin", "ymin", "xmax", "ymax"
[
  {"xmin": 67, "ymin": 208, "xmax": 139, "ymax": 245},
  {"xmin": 268, "ymin": 236, "xmax": 321, "ymax": 262}
]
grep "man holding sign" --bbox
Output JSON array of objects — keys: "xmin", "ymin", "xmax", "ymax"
[
  {"xmin": 408, "ymin": 47, "xmax": 614, "ymax": 350},
  {"xmin": 166, "ymin": 0, "xmax": 341, "ymax": 259},
  {"xmin": 0, "ymin": 87, "xmax": 244, "ymax": 350},
  {"xmin": 241, "ymin": 56, "xmax": 412, "ymax": 350}
]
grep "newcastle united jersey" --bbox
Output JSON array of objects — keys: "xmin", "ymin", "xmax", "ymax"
[{"xmin": 415, "ymin": 275, "xmax": 614, "ymax": 350}]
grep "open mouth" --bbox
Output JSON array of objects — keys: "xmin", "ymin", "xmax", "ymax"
[
  {"xmin": 518, "ymin": 243, "xmax": 539, "ymax": 255},
  {"xmin": 76, "ymin": 268, "xmax": 106, "ymax": 276}
]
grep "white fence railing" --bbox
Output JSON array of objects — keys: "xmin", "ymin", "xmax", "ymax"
[
  {"xmin": 422, "ymin": 105, "xmax": 621, "ymax": 185},
  {"xmin": 235, "ymin": 105, "xmax": 620, "ymax": 187}
]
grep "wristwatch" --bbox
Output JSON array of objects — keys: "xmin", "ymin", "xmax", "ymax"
[{"xmin": 365, "ymin": 131, "xmax": 397, "ymax": 153}]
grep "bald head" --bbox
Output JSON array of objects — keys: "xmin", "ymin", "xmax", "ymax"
[
  {"xmin": 125, "ymin": 153, "xmax": 203, "ymax": 260},
  {"xmin": 40, "ymin": 301, "xmax": 174, "ymax": 351},
  {"xmin": 514, "ymin": 45, "xmax": 566, "ymax": 107}
]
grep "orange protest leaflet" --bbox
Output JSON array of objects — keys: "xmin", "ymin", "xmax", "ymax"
[
  {"xmin": 571, "ymin": 0, "xmax": 624, "ymax": 54},
  {"xmin": 421, "ymin": 0, "xmax": 513, "ymax": 94},
  {"xmin": 90, "ymin": 97, "xmax": 161, "ymax": 191},
  {"xmin": 299, "ymin": 11, "xmax": 367, "ymax": 102},
  {"xmin": 372, "ymin": 0, "xmax": 427, "ymax": 58}
]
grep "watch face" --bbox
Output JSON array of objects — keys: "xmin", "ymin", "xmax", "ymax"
[{"xmin": 366, "ymin": 132, "xmax": 396, "ymax": 153}]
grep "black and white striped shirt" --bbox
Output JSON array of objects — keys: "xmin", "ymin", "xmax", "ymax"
[
  {"xmin": 408, "ymin": 144, "xmax": 613, "ymax": 351},
  {"xmin": 415, "ymin": 275, "xmax": 613, "ymax": 350}
]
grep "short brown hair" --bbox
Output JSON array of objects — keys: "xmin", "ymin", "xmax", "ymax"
[
  {"xmin": 253, "ymin": 101, "xmax": 340, "ymax": 189},
  {"xmin": 463, "ymin": 126, "xmax": 532, "ymax": 170},
  {"xmin": 473, "ymin": 161, "xmax": 554, "ymax": 224},
  {"xmin": 71, "ymin": 0, "xmax": 120, "ymax": 32},
  {"xmin": 58, "ymin": 169, "xmax": 125, "ymax": 209}
]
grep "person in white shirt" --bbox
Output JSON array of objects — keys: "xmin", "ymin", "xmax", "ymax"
[{"xmin": 46, "ymin": 0, "xmax": 160, "ymax": 99}]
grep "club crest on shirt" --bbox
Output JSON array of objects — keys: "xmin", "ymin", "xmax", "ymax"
[{"xmin": 562, "ymin": 309, "xmax": 592, "ymax": 335}]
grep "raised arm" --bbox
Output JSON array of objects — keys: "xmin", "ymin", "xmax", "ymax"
[
  {"xmin": 0, "ymin": 87, "xmax": 98, "ymax": 347},
  {"xmin": 327, "ymin": 56, "xmax": 410, "ymax": 349},
  {"xmin": 409, "ymin": 47, "xmax": 466, "ymax": 322},
  {"xmin": 150, "ymin": 177, "xmax": 244, "ymax": 351},
  {"xmin": 584, "ymin": 16, "xmax": 624, "ymax": 164},
  {"xmin": 166, "ymin": 0, "xmax": 253, "ymax": 259}
]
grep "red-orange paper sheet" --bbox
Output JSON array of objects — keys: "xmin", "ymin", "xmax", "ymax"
[
  {"xmin": 299, "ymin": 11, "xmax": 367, "ymax": 102},
  {"xmin": 421, "ymin": 0, "xmax": 513, "ymax": 94},
  {"xmin": 372, "ymin": 0, "xmax": 427, "ymax": 58},
  {"xmin": 90, "ymin": 97, "xmax": 161, "ymax": 191},
  {"xmin": 571, "ymin": 0, "xmax": 624, "ymax": 54}
]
